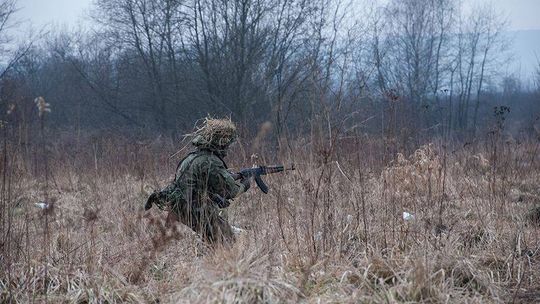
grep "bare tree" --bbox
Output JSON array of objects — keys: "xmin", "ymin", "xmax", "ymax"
[
  {"xmin": 94, "ymin": 0, "xmax": 187, "ymax": 131},
  {"xmin": 471, "ymin": 5, "xmax": 508, "ymax": 132},
  {"xmin": 262, "ymin": 0, "xmax": 319, "ymax": 136},
  {"xmin": 451, "ymin": 3, "xmax": 508, "ymax": 133},
  {"xmin": 0, "ymin": 0, "xmax": 29, "ymax": 80},
  {"xmin": 0, "ymin": 0, "xmax": 525, "ymax": 139},
  {"xmin": 187, "ymin": 0, "xmax": 272, "ymax": 122},
  {"xmin": 357, "ymin": 0, "xmax": 458, "ymax": 144}
]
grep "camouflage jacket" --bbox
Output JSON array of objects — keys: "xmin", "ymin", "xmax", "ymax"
[{"xmin": 156, "ymin": 137, "xmax": 246, "ymax": 210}]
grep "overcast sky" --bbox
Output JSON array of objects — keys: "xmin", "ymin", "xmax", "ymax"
[
  {"xmin": 16, "ymin": 0, "xmax": 93, "ymax": 29},
  {"xmin": 14, "ymin": 0, "xmax": 540, "ymax": 31},
  {"xmin": 466, "ymin": 0, "xmax": 540, "ymax": 30},
  {"xmin": 12, "ymin": 0, "xmax": 540, "ymax": 82}
]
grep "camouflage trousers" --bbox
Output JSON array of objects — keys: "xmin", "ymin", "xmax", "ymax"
[{"xmin": 167, "ymin": 201, "xmax": 235, "ymax": 245}]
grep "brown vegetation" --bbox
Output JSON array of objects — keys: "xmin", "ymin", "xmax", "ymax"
[{"xmin": 1, "ymin": 131, "xmax": 539, "ymax": 303}]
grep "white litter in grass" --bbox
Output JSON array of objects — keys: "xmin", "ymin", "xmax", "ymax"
[
  {"xmin": 402, "ymin": 211, "xmax": 414, "ymax": 221},
  {"xmin": 231, "ymin": 225, "xmax": 246, "ymax": 235},
  {"xmin": 35, "ymin": 201, "xmax": 49, "ymax": 209}
]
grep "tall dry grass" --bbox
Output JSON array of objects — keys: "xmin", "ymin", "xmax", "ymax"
[{"xmin": 1, "ymin": 127, "xmax": 540, "ymax": 303}]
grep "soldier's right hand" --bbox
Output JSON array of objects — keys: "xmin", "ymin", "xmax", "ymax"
[{"xmin": 240, "ymin": 176, "xmax": 252, "ymax": 192}]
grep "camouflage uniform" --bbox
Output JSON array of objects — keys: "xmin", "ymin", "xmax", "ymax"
[{"xmin": 146, "ymin": 120, "xmax": 249, "ymax": 245}]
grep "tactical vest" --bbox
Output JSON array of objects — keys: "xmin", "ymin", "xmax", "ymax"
[{"xmin": 154, "ymin": 149, "xmax": 229, "ymax": 210}]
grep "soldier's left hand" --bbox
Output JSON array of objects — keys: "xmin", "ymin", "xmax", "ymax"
[{"xmin": 145, "ymin": 192, "xmax": 158, "ymax": 211}]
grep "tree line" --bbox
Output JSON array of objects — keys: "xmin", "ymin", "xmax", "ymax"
[{"xmin": 0, "ymin": 0, "xmax": 539, "ymax": 142}]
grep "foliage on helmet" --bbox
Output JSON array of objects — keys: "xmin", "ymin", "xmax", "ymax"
[{"xmin": 189, "ymin": 116, "xmax": 237, "ymax": 150}]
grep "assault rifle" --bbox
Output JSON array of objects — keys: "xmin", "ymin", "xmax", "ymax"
[
  {"xmin": 144, "ymin": 164, "xmax": 295, "ymax": 211},
  {"xmin": 230, "ymin": 164, "xmax": 295, "ymax": 194}
]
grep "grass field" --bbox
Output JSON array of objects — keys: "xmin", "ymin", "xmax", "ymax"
[{"xmin": 1, "ymin": 132, "xmax": 540, "ymax": 303}]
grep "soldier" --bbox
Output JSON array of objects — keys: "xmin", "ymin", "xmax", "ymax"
[{"xmin": 145, "ymin": 118, "xmax": 251, "ymax": 245}]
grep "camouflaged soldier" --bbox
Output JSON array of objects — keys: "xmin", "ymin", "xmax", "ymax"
[{"xmin": 145, "ymin": 118, "xmax": 251, "ymax": 245}]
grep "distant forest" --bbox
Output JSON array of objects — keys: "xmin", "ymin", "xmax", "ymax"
[{"xmin": 0, "ymin": 0, "xmax": 539, "ymax": 142}]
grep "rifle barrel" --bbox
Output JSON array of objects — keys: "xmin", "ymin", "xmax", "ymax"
[
  {"xmin": 233, "ymin": 164, "xmax": 295, "ymax": 179},
  {"xmin": 262, "ymin": 164, "xmax": 295, "ymax": 175}
]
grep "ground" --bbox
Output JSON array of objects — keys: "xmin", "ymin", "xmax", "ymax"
[{"xmin": 1, "ymin": 135, "xmax": 540, "ymax": 303}]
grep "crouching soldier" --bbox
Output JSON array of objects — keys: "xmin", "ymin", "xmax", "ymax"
[{"xmin": 144, "ymin": 118, "xmax": 251, "ymax": 245}]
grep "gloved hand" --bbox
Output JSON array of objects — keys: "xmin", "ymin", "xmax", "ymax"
[
  {"xmin": 240, "ymin": 176, "xmax": 252, "ymax": 192},
  {"xmin": 211, "ymin": 193, "xmax": 231, "ymax": 208},
  {"xmin": 145, "ymin": 192, "xmax": 158, "ymax": 211}
]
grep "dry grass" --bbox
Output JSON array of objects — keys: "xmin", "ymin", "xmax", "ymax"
[{"xmin": 1, "ymin": 133, "xmax": 540, "ymax": 303}]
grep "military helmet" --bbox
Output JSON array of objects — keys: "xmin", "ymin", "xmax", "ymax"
[{"xmin": 191, "ymin": 117, "xmax": 238, "ymax": 151}]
